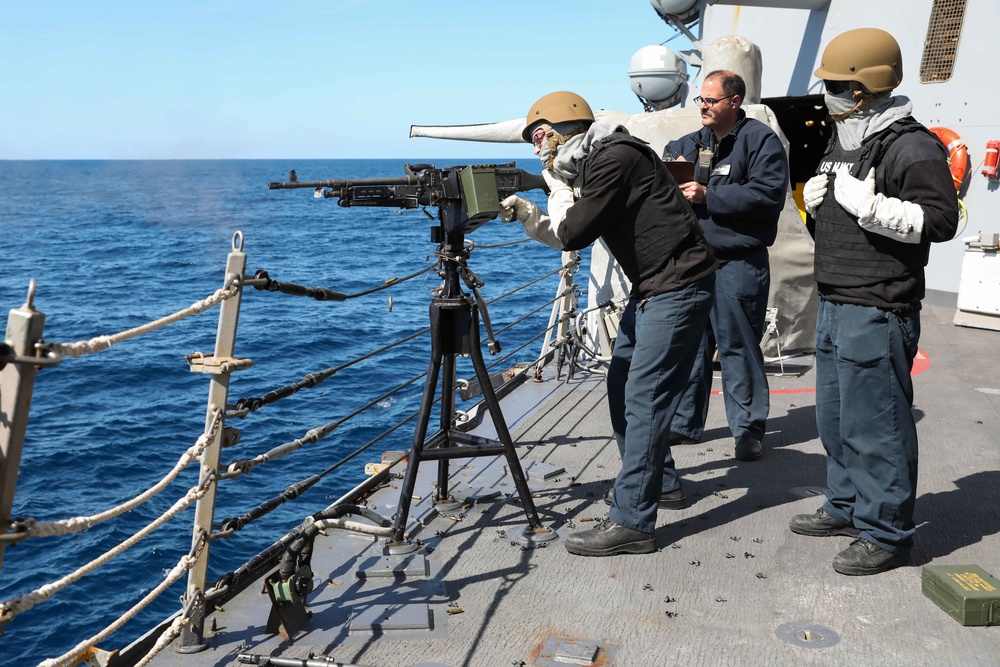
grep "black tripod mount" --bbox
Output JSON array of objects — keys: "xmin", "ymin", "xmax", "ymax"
[{"xmin": 388, "ymin": 229, "xmax": 555, "ymax": 547}]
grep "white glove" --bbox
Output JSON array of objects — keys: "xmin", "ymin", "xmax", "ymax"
[
  {"xmin": 499, "ymin": 195, "xmax": 540, "ymax": 225},
  {"xmin": 803, "ymin": 174, "xmax": 828, "ymax": 216},
  {"xmin": 500, "ymin": 172, "xmax": 574, "ymax": 249},
  {"xmin": 834, "ymin": 166, "xmax": 878, "ymax": 222},
  {"xmin": 834, "ymin": 165, "xmax": 924, "ymax": 243}
]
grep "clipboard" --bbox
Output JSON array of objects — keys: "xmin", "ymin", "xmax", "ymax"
[{"xmin": 663, "ymin": 160, "xmax": 695, "ymax": 183}]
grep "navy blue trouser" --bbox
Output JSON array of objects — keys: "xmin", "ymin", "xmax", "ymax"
[
  {"xmin": 815, "ymin": 299, "xmax": 920, "ymax": 554},
  {"xmin": 670, "ymin": 249, "xmax": 770, "ymax": 443},
  {"xmin": 607, "ymin": 274, "xmax": 714, "ymax": 533}
]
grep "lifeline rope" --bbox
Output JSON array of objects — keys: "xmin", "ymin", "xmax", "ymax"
[
  {"xmin": 132, "ymin": 615, "xmax": 187, "ymax": 667},
  {"xmin": 492, "ymin": 288, "xmax": 569, "ymax": 338},
  {"xmin": 47, "ymin": 283, "xmax": 240, "ymax": 358},
  {"xmin": 231, "ymin": 328, "xmax": 430, "ymax": 416},
  {"xmin": 0, "ymin": 476, "xmax": 213, "ymax": 622},
  {"xmin": 251, "ymin": 264, "xmax": 435, "ymax": 301},
  {"xmin": 483, "ymin": 288, "xmax": 597, "ymax": 377},
  {"xmin": 223, "ymin": 370, "xmax": 425, "ymax": 479},
  {"xmin": 13, "ymin": 253, "xmax": 572, "ymax": 648},
  {"xmin": 484, "ymin": 264, "xmax": 567, "ymax": 305},
  {"xmin": 3, "ymin": 409, "xmax": 222, "ymax": 542},
  {"xmin": 229, "ymin": 260, "xmax": 568, "ymax": 416},
  {"xmin": 204, "ymin": 262, "xmax": 570, "ymax": 593},
  {"xmin": 35, "ymin": 535, "xmax": 207, "ymax": 667}
]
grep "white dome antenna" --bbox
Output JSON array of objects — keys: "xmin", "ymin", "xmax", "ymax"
[
  {"xmin": 649, "ymin": 0, "xmax": 700, "ymax": 23},
  {"xmin": 629, "ymin": 45, "xmax": 689, "ymax": 111}
]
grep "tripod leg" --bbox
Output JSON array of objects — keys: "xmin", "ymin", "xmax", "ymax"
[
  {"xmin": 391, "ymin": 349, "xmax": 444, "ymax": 544},
  {"xmin": 437, "ymin": 352, "xmax": 457, "ymax": 501},
  {"xmin": 467, "ymin": 338, "xmax": 546, "ymax": 531}
]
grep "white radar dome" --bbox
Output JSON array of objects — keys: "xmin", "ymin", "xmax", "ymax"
[
  {"xmin": 649, "ymin": 0, "xmax": 700, "ymax": 23},
  {"xmin": 628, "ymin": 45, "xmax": 688, "ymax": 111}
]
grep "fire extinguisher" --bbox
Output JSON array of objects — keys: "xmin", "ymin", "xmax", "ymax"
[{"xmin": 983, "ymin": 140, "xmax": 1000, "ymax": 179}]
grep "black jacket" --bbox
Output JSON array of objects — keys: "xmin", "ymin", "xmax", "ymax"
[{"xmin": 557, "ymin": 129, "xmax": 717, "ymax": 298}]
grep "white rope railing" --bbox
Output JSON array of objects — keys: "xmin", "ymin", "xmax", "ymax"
[
  {"xmin": 0, "ymin": 244, "xmax": 245, "ymax": 661},
  {"xmin": 0, "ymin": 246, "xmax": 572, "ymax": 666},
  {"xmin": 3, "ymin": 409, "xmax": 222, "ymax": 542},
  {"xmin": 0, "ymin": 475, "xmax": 213, "ymax": 622},
  {"xmin": 35, "ymin": 534, "xmax": 207, "ymax": 667},
  {"xmin": 48, "ymin": 283, "xmax": 240, "ymax": 359},
  {"xmin": 132, "ymin": 614, "xmax": 188, "ymax": 667}
]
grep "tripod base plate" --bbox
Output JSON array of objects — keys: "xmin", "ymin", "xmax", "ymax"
[
  {"xmin": 385, "ymin": 540, "xmax": 422, "ymax": 555},
  {"xmin": 433, "ymin": 496, "xmax": 464, "ymax": 512},
  {"xmin": 508, "ymin": 524, "xmax": 558, "ymax": 546}
]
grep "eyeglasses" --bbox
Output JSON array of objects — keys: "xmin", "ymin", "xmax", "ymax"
[
  {"xmin": 531, "ymin": 127, "xmax": 548, "ymax": 150},
  {"xmin": 694, "ymin": 94, "xmax": 735, "ymax": 107},
  {"xmin": 823, "ymin": 79, "xmax": 853, "ymax": 95}
]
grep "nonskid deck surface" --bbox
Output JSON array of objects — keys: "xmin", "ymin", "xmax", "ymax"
[{"xmin": 148, "ymin": 299, "xmax": 1000, "ymax": 667}]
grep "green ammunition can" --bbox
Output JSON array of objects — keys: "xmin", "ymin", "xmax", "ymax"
[
  {"xmin": 459, "ymin": 166, "xmax": 500, "ymax": 224},
  {"xmin": 922, "ymin": 564, "xmax": 1000, "ymax": 626}
]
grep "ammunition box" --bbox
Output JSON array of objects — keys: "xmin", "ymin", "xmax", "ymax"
[
  {"xmin": 922, "ymin": 565, "xmax": 1000, "ymax": 626},
  {"xmin": 459, "ymin": 166, "xmax": 500, "ymax": 226}
]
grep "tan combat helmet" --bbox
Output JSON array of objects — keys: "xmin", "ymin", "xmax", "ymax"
[
  {"xmin": 815, "ymin": 27, "xmax": 902, "ymax": 93},
  {"xmin": 521, "ymin": 91, "xmax": 595, "ymax": 142}
]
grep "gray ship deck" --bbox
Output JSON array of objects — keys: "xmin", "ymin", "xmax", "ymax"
[{"xmin": 146, "ymin": 295, "xmax": 1000, "ymax": 667}]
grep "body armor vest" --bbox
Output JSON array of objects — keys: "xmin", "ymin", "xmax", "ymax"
[{"xmin": 812, "ymin": 119, "xmax": 930, "ymax": 287}]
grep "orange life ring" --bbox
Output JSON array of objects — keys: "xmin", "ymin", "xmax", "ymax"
[{"xmin": 929, "ymin": 126, "xmax": 969, "ymax": 192}]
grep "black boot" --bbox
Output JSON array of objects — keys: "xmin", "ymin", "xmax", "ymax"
[
  {"xmin": 734, "ymin": 435, "xmax": 763, "ymax": 461},
  {"xmin": 564, "ymin": 518, "xmax": 656, "ymax": 556},
  {"xmin": 604, "ymin": 486, "xmax": 686, "ymax": 510},
  {"xmin": 789, "ymin": 508, "xmax": 860, "ymax": 537},
  {"xmin": 833, "ymin": 538, "xmax": 910, "ymax": 576}
]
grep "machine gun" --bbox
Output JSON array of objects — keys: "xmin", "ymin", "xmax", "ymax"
[
  {"xmin": 267, "ymin": 162, "xmax": 547, "ymax": 236},
  {"xmin": 266, "ymin": 161, "xmax": 557, "ymax": 551}
]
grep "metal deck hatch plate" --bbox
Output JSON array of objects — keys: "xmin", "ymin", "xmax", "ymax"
[
  {"xmin": 534, "ymin": 635, "xmax": 618, "ymax": 666},
  {"xmin": 348, "ymin": 603, "xmax": 434, "ymax": 632},
  {"xmin": 356, "ymin": 554, "xmax": 430, "ymax": 578}
]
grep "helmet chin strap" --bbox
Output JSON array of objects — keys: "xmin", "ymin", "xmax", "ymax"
[
  {"xmin": 829, "ymin": 84, "xmax": 884, "ymax": 122},
  {"xmin": 544, "ymin": 124, "xmax": 587, "ymax": 171}
]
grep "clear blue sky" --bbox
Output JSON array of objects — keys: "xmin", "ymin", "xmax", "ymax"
[{"xmin": 0, "ymin": 1, "xmax": 685, "ymax": 160}]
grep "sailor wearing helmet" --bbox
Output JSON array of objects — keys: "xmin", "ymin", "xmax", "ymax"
[
  {"xmin": 501, "ymin": 91, "xmax": 718, "ymax": 556},
  {"xmin": 789, "ymin": 28, "xmax": 958, "ymax": 576}
]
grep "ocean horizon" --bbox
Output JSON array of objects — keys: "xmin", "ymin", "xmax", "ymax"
[{"xmin": 0, "ymin": 158, "xmax": 566, "ymax": 665}]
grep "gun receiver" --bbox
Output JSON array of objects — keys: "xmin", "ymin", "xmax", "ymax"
[{"xmin": 268, "ymin": 163, "xmax": 547, "ymax": 234}]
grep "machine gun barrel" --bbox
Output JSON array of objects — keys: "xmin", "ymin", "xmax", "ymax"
[{"xmin": 267, "ymin": 175, "xmax": 416, "ymax": 190}]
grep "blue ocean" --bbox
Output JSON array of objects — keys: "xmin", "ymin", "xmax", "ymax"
[{"xmin": 0, "ymin": 159, "xmax": 562, "ymax": 665}]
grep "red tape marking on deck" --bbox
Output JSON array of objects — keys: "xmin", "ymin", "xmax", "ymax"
[{"xmin": 708, "ymin": 349, "xmax": 930, "ymax": 395}]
